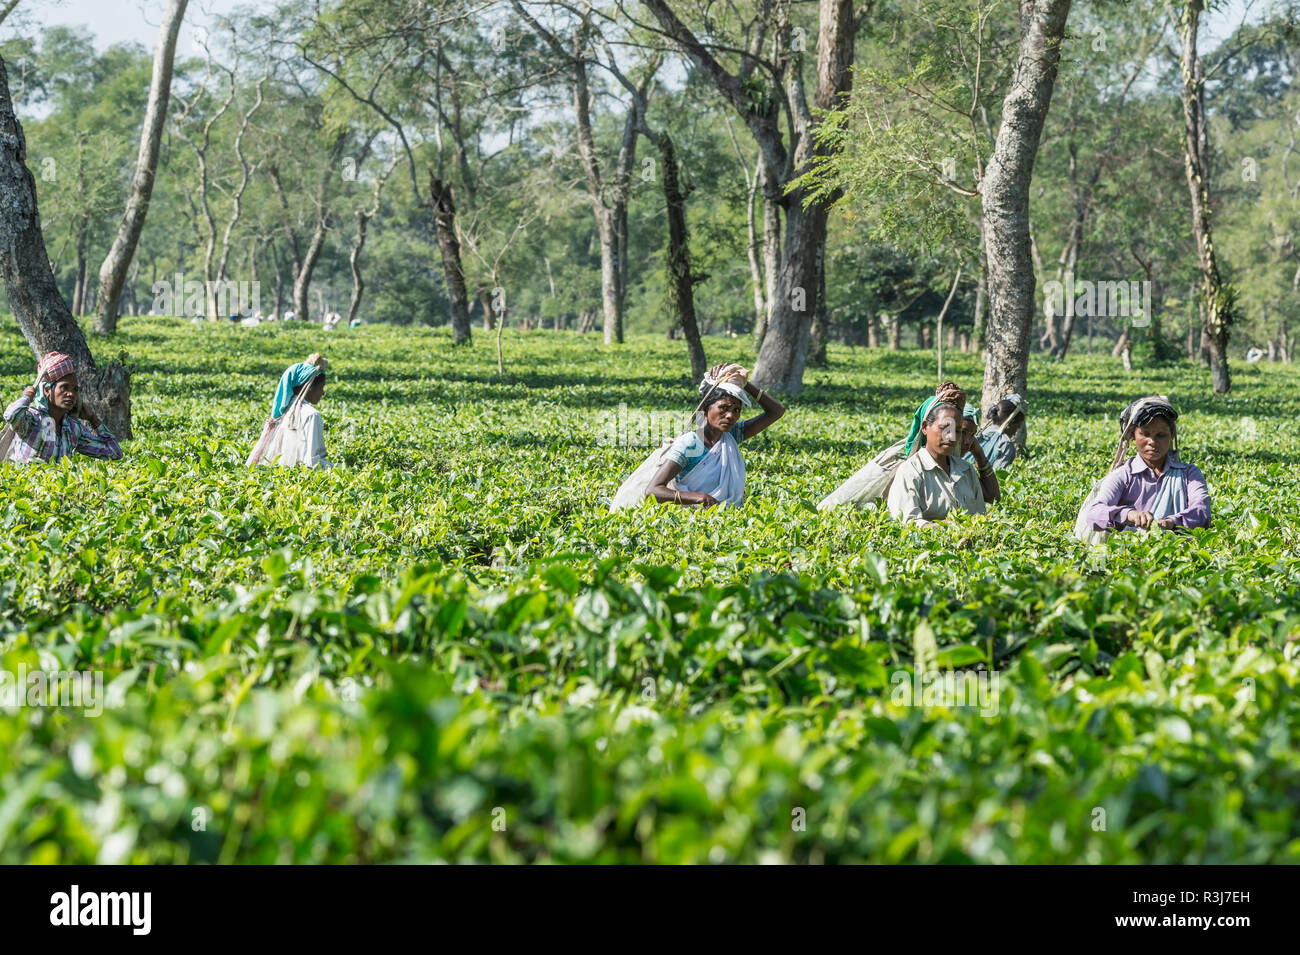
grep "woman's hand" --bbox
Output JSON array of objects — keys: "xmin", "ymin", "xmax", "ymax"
[
  {"xmin": 694, "ymin": 493, "xmax": 721, "ymax": 508},
  {"xmin": 1155, "ymin": 516, "xmax": 1177, "ymax": 531},
  {"xmin": 22, "ymin": 386, "xmax": 35, "ymax": 399},
  {"xmin": 1125, "ymin": 508, "xmax": 1155, "ymax": 529},
  {"xmin": 82, "ymin": 407, "xmax": 101, "ymax": 430},
  {"xmin": 708, "ymin": 362, "xmax": 747, "ymax": 384}
]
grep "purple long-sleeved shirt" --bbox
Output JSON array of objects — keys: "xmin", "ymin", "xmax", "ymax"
[
  {"xmin": 3, "ymin": 394, "xmax": 123, "ymax": 464},
  {"xmin": 1086, "ymin": 453, "xmax": 1211, "ymax": 531}
]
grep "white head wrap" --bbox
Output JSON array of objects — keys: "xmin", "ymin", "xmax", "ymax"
[{"xmin": 698, "ymin": 374, "xmax": 752, "ymax": 408}]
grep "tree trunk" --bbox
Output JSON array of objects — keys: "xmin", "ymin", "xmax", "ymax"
[
  {"xmin": 346, "ymin": 209, "xmax": 370, "ymax": 327},
  {"xmin": 72, "ymin": 217, "xmax": 88, "ymax": 315},
  {"xmin": 751, "ymin": 0, "xmax": 855, "ymax": 393},
  {"xmin": 754, "ymin": 168, "xmax": 781, "ymax": 350},
  {"xmin": 1171, "ymin": 0, "xmax": 1234, "ymax": 393},
  {"xmin": 1112, "ymin": 329, "xmax": 1130, "ymax": 357},
  {"xmin": 478, "ymin": 283, "xmax": 495, "ymax": 331},
  {"xmin": 0, "ymin": 55, "xmax": 131, "ymax": 435},
  {"xmin": 960, "ymin": 331, "xmax": 971, "ymax": 353},
  {"xmin": 867, "ymin": 313, "xmax": 880, "ymax": 348},
  {"xmin": 947, "ymin": 325, "xmax": 957, "ymax": 348},
  {"xmin": 290, "ymin": 135, "xmax": 347, "ymax": 323},
  {"xmin": 808, "ymin": 253, "xmax": 829, "ymax": 367},
  {"xmin": 657, "ymin": 132, "xmax": 707, "ymax": 382},
  {"xmin": 1052, "ymin": 231, "xmax": 1081, "ymax": 360},
  {"xmin": 979, "ymin": 0, "xmax": 1073, "ymax": 435},
  {"xmin": 268, "ymin": 165, "xmax": 304, "ymax": 293},
  {"xmin": 746, "ymin": 156, "xmax": 765, "ymax": 335},
  {"xmin": 270, "ymin": 242, "xmax": 284, "ymax": 317},
  {"xmin": 94, "ymin": 0, "xmax": 187, "ymax": 335},
  {"xmin": 972, "ymin": 242, "xmax": 989, "ymax": 356},
  {"xmin": 429, "ymin": 174, "xmax": 472, "ymax": 345},
  {"xmin": 887, "ymin": 314, "xmax": 900, "ymax": 350},
  {"xmin": 294, "ymin": 204, "xmax": 330, "ymax": 323}
]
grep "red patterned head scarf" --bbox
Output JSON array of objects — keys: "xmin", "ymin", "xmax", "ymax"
[{"xmin": 38, "ymin": 352, "xmax": 75, "ymax": 384}]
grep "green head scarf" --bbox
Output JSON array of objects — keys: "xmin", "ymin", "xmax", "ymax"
[
  {"xmin": 904, "ymin": 396, "xmax": 941, "ymax": 456},
  {"xmin": 271, "ymin": 359, "xmax": 326, "ymax": 419},
  {"xmin": 904, "ymin": 384, "xmax": 970, "ymax": 455}
]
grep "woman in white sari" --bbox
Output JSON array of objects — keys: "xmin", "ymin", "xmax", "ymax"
[
  {"xmin": 613, "ymin": 363, "xmax": 784, "ymax": 509},
  {"xmin": 246, "ymin": 353, "xmax": 334, "ymax": 469}
]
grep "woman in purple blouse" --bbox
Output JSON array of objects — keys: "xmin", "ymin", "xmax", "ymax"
[{"xmin": 1083, "ymin": 395, "xmax": 1211, "ymax": 534}]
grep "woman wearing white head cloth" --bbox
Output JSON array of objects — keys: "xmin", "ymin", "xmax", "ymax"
[
  {"xmin": 639, "ymin": 362, "xmax": 785, "ymax": 508},
  {"xmin": 1074, "ymin": 395, "xmax": 1210, "ymax": 540}
]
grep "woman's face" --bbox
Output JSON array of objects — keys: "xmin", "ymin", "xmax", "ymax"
[
  {"xmin": 705, "ymin": 396, "xmax": 742, "ymax": 432},
  {"xmin": 960, "ymin": 416, "xmax": 977, "ymax": 450},
  {"xmin": 306, "ymin": 375, "xmax": 326, "ymax": 404},
  {"xmin": 45, "ymin": 375, "xmax": 79, "ymax": 413},
  {"xmin": 1134, "ymin": 417, "xmax": 1172, "ymax": 469},
  {"xmin": 924, "ymin": 409, "xmax": 960, "ymax": 457}
]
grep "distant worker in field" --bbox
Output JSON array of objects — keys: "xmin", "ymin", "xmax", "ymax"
[
  {"xmin": 245, "ymin": 353, "xmax": 334, "ymax": 469},
  {"xmin": 610, "ymin": 362, "xmax": 785, "ymax": 509},
  {"xmin": 886, "ymin": 390, "xmax": 1000, "ymax": 527},
  {"xmin": 1074, "ymin": 396, "xmax": 1209, "ymax": 541},
  {"xmin": 1, "ymin": 352, "xmax": 123, "ymax": 464},
  {"xmin": 964, "ymin": 393, "xmax": 1026, "ymax": 471},
  {"xmin": 819, "ymin": 381, "xmax": 992, "ymax": 511}
]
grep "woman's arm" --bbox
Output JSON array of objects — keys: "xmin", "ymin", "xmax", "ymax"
[
  {"xmin": 886, "ymin": 461, "xmax": 934, "ymax": 527},
  {"xmin": 1165, "ymin": 464, "xmax": 1210, "ymax": 528},
  {"xmin": 646, "ymin": 458, "xmax": 718, "ymax": 507},
  {"xmin": 965, "ymin": 434, "xmax": 1001, "ymax": 504},
  {"xmin": 4, "ymin": 389, "xmax": 40, "ymax": 439},
  {"xmin": 1086, "ymin": 467, "xmax": 1133, "ymax": 530},
  {"xmin": 737, "ymin": 380, "xmax": 785, "ymax": 440}
]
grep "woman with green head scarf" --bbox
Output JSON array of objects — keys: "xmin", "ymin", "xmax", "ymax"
[
  {"xmin": 819, "ymin": 381, "xmax": 998, "ymax": 510},
  {"xmin": 246, "ymin": 353, "xmax": 334, "ymax": 468}
]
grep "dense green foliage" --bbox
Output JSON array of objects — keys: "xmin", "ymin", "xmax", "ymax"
[
  {"xmin": 1, "ymin": 319, "xmax": 1297, "ymax": 862},
  {"xmin": 4, "ymin": 0, "xmax": 1295, "ymax": 353}
]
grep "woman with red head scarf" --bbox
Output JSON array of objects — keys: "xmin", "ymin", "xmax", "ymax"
[{"xmin": 1, "ymin": 352, "xmax": 123, "ymax": 464}]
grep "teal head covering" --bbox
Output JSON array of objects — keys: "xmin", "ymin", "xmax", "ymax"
[
  {"xmin": 904, "ymin": 396, "xmax": 940, "ymax": 456},
  {"xmin": 271, "ymin": 354, "xmax": 327, "ymax": 419},
  {"xmin": 904, "ymin": 382, "xmax": 968, "ymax": 454}
]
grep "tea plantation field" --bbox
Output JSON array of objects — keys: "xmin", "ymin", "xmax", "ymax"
[{"xmin": 2, "ymin": 315, "xmax": 1298, "ymax": 863}]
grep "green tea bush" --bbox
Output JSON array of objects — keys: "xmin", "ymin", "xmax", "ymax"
[{"xmin": 0, "ymin": 316, "xmax": 1297, "ymax": 862}]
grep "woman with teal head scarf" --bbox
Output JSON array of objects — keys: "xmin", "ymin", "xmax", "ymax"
[
  {"xmin": 819, "ymin": 381, "xmax": 996, "ymax": 510},
  {"xmin": 246, "ymin": 353, "xmax": 334, "ymax": 468}
]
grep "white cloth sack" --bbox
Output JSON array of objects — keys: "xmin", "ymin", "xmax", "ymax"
[
  {"xmin": 610, "ymin": 441, "xmax": 676, "ymax": 511},
  {"xmin": 818, "ymin": 439, "xmax": 907, "ymax": 510},
  {"xmin": 675, "ymin": 431, "xmax": 746, "ymax": 506}
]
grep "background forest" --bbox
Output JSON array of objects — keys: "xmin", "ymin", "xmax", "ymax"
[{"xmin": 3, "ymin": 0, "xmax": 1297, "ymax": 377}]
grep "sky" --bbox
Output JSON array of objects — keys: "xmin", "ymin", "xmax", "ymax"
[
  {"xmin": 14, "ymin": 0, "xmax": 248, "ymax": 56},
  {"xmin": 13, "ymin": 0, "xmax": 1267, "ymax": 56}
]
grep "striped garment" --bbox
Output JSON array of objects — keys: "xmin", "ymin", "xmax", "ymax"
[{"xmin": 2, "ymin": 394, "xmax": 122, "ymax": 464}]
